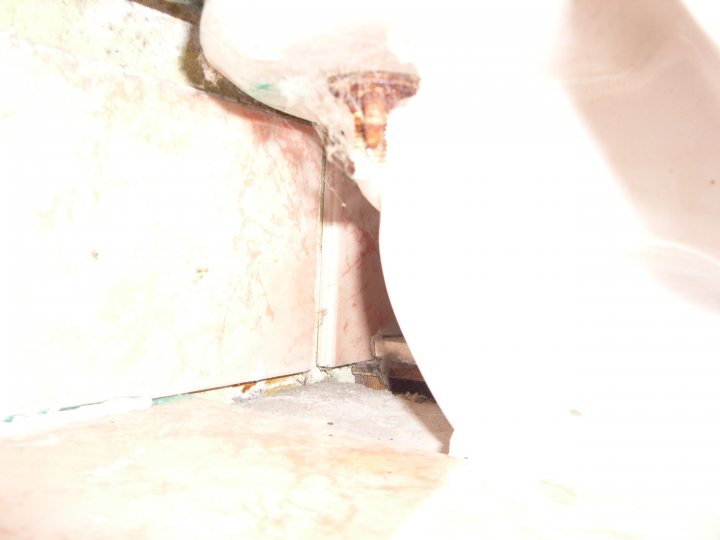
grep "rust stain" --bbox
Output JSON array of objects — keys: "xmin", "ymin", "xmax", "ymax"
[
  {"xmin": 194, "ymin": 267, "xmax": 209, "ymax": 285},
  {"xmin": 329, "ymin": 71, "xmax": 419, "ymax": 160}
]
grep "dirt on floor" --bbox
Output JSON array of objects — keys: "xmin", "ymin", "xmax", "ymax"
[{"xmin": 232, "ymin": 379, "xmax": 453, "ymax": 454}]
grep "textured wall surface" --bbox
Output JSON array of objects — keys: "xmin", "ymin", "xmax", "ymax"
[
  {"xmin": 0, "ymin": 0, "xmax": 249, "ymax": 102},
  {"xmin": 0, "ymin": 32, "xmax": 323, "ymax": 415},
  {"xmin": 316, "ymin": 163, "xmax": 399, "ymax": 368},
  {"xmin": 0, "ymin": 0, "xmax": 399, "ymax": 415}
]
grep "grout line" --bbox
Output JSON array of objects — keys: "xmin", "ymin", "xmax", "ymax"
[{"xmin": 311, "ymin": 147, "xmax": 328, "ymax": 373}]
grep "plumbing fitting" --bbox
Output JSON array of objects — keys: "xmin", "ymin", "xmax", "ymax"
[{"xmin": 329, "ymin": 71, "xmax": 419, "ymax": 161}]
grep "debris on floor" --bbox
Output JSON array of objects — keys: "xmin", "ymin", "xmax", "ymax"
[{"xmin": 232, "ymin": 379, "xmax": 452, "ymax": 454}]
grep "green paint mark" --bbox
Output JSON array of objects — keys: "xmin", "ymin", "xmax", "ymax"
[
  {"xmin": 152, "ymin": 394, "xmax": 191, "ymax": 405},
  {"xmin": 255, "ymin": 82, "xmax": 273, "ymax": 91},
  {"xmin": 59, "ymin": 402, "xmax": 97, "ymax": 412},
  {"xmin": 3, "ymin": 409, "xmax": 50, "ymax": 423}
]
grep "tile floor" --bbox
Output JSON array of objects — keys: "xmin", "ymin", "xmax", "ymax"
[
  {"xmin": 2, "ymin": 381, "xmax": 714, "ymax": 539},
  {"xmin": 0, "ymin": 382, "xmax": 480, "ymax": 539}
]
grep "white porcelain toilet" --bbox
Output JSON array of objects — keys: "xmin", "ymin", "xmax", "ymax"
[{"xmin": 201, "ymin": 0, "xmax": 720, "ymax": 533}]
